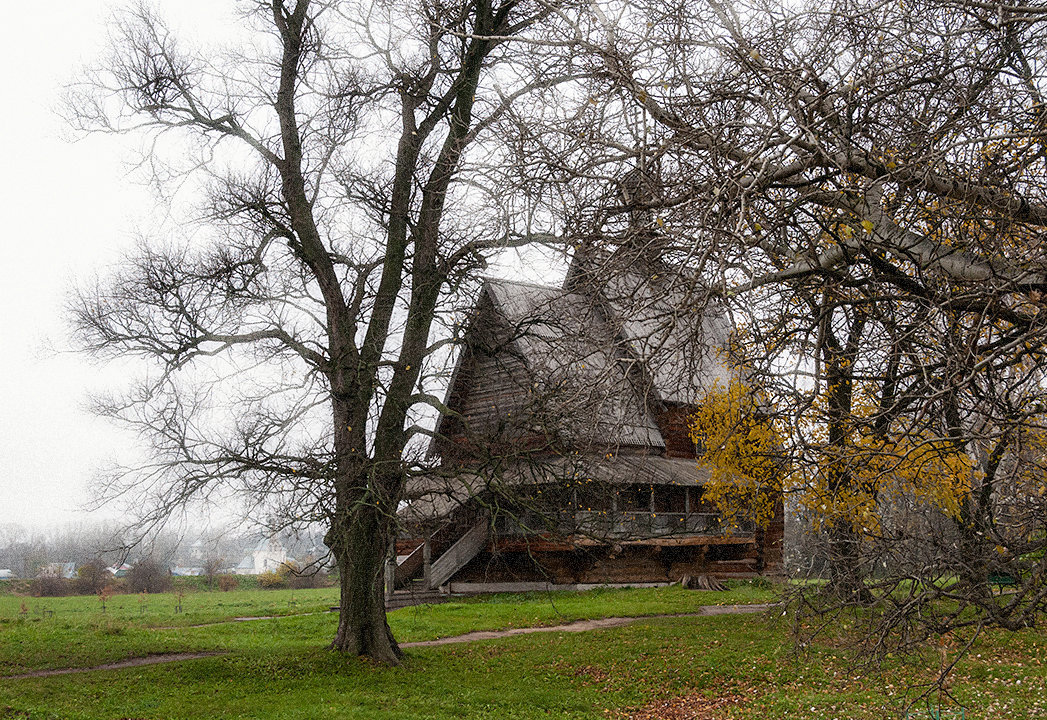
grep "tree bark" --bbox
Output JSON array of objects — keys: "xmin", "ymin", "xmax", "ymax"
[
  {"xmin": 326, "ymin": 498, "xmax": 403, "ymax": 665},
  {"xmin": 825, "ymin": 525, "xmax": 872, "ymax": 605}
]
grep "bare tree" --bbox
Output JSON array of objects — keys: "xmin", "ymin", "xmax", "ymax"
[
  {"xmin": 202, "ymin": 556, "xmax": 225, "ymax": 589},
  {"xmin": 69, "ymin": 0, "xmax": 586, "ymax": 664},
  {"xmin": 544, "ymin": 0, "xmax": 1047, "ymax": 665}
]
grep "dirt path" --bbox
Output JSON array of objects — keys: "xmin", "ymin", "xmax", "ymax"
[
  {"xmin": 3, "ymin": 652, "xmax": 225, "ymax": 680},
  {"xmin": 3, "ymin": 603, "xmax": 773, "ymax": 679},
  {"xmin": 401, "ymin": 603, "xmax": 774, "ymax": 647},
  {"xmin": 152, "ymin": 611, "xmax": 334, "ymax": 630}
]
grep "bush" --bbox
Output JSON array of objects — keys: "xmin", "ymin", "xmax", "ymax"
[
  {"xmin": 289, "ymin": 572, "xmax": 324, "ymax": 589},
  {"xmin": 76, "ymin": 561, "xmax": 111, "ymax": 595},
  {"xmin": 29, "ymin": 576, "xmax": 73, "ymax": 597},
  {"xmin": 202, "ymin": 557, "xmax": 225, "ymax": 589},
  {"xmin": 288, "ymin": 566, "xmax": 329, "ymax": 589},
  {"xmin": 257, "ymin": 570, "xmax": 287, "ymax": 589},
  {"xmin": 127, "ymin": 559, "xmax": 172, "ymax": 593},
  {"xmin": 217, "ymin": 574, "xmax": 239, "ymax": 591}
]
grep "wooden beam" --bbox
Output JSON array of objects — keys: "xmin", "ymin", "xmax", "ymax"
[{"xmin": 493, "ymin": 533, "xmax": 757, "ymax": 551}]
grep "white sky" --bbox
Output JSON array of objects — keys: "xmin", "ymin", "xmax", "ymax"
[{"xmin": 0, "ymin": 1, "xmax": 563, "ymax": 533}]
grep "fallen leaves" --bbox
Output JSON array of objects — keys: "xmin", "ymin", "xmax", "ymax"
[{"xmin": 612, "ymin": 692, "xmax": 745, "ymax": 720}]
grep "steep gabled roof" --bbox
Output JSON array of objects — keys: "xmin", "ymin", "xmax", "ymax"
[
  {"xmin": 565, "ymin": 249, "xmax": 733, "ymax": 406},
  {"xmin": 483, "ymin": 278, "xmax": 665, "ymax": 449},
  {"xmin": 430, "ymin": 251, "xmax": 733, "ymax": 463}
]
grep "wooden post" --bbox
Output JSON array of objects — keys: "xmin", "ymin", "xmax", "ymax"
[
  {"xmin": 684, "ymin": 487, "xmax": 691, "ymax": 531},
  {"xmin": 384, "ymin": 541, "xmax": 396, "ymax": 599},
  {"xmin": 422, "ymin": 537, "xmax": 432, "ymax": 589}
]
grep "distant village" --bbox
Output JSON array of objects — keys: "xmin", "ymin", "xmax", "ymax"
[{"xmin": 0, "ymin": 526, "xmax": 329, "ymax": 582}]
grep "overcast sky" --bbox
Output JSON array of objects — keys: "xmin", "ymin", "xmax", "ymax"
[
  {"xmin": 1, "ymin": 0, "xmax": 144, "ymax": 530},
  {"xmin": 0, "ymin": 1, "xmax": 561, "ymax": 533}
]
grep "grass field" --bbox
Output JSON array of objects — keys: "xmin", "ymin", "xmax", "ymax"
[{"xmin": 1, "ymin": 583, "xmax": 1045, "ymax": 719}]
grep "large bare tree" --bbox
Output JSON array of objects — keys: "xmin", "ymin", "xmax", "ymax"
[
  {"xmin": 548, "ymin": 0, "xmax": 1047, "ymax": 659},
  {"xmin": 69, "ymin": 0, "xmax": 584, "ymax": 664}
]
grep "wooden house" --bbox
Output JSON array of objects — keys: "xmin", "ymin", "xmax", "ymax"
[{"xmin": 395, "ymin": 250, "xmax": 784, "ymax": 592}]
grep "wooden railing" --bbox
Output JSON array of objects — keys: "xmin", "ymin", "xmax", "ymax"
[
  {"xmin": 496, "ymin": 510, "xmax": 751, "ymax": 538},
  {"xmin": 426, "ymin": 518, "xmax": 489, "ymax": 589},
  {"xmin": 394, "ymin": 542, "xmax": 426, "ymax": 588}
]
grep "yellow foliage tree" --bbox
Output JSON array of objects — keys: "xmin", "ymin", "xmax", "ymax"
[
  {"xmin": 688, "ymin": 379, "xmax": 784, "ymax": 531},
  {"xmin": 690, "ymin": 379, "xmax": 976, "ymax": 539}
]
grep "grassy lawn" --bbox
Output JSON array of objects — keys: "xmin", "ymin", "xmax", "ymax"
[
  {"xmin": 0, "ymin": 583, "xmax": 773, "ymax": 674},
  {"xmin": 0, "ymin": 583, "xmax": 1044, "ymax": 719}
]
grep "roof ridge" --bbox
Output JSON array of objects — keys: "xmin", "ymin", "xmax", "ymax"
[{"xmin": 482, "ymin": 276, "xmax": 562, "ymax": 293}]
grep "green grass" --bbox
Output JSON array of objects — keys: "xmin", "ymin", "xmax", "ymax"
[
  {"xmin": 390, "ymin": 582, "xmax": 773, "ymax": 642},
  {"xmin": 0, "ymin": 586, "xmax": 340, "ymax": 628},
  {"xmin": 1, "ymin": 583, "xmax": 1045, "ymax": 719}
]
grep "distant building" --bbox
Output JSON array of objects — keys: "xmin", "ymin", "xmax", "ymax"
[
  {"xmin": 107, "ymin": 563, "xmax": 132, "ymax": 577},
  {"xmin": 170, "ymin": 566, "xmax": 203, "ymax": 576},
  {"xmin": 235, "ymin": 537, "xmax": 290, "ymax": 575},
  {"xmin": 39, "ymin": 562, "xmax": 76, "ymax": 579},
  {"xmin": 0, "ymin": 569, "xmax": 13, "ymax": 579}
]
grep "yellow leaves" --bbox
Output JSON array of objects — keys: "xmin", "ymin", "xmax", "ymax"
[
  {"xmin": 860, "ymin": 220, "xmax": 875, "ymax": 233},
  {"xmin": 838, "ymin": 225, "xmax": 854, "ymax": 240},
  {"xmin": 689, "ymin": 380, "xmax": 785, "ymax": 530},
  {"xmin": 692, "ymin": 376, "xmax": 984, "ymax": 542},
  {"xmin": 800, "ymin": 430, "xmax": 974, "ymax": 534}
]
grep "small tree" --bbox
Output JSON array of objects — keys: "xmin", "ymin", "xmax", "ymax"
[
  {"xmin": 127, "ymin": 559, "xmax": 171, "ymax": 594},
  {"xmin": 689, "ymin": 380, "xmax": 784, "ymax": 533},
  {"xmin": 202, "ymin": 557, "xmax": 224, "ymax": 590},
  {"xmin": 97, "ymin": 586, "xmax": 113, "ymax": 614},
  {"xmin": 75, "ymin": 560, "xmax": 110, "ymax": 596}
]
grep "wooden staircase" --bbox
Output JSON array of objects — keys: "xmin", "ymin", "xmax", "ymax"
[
  {"xmin": 426, "ymin": 518, "xmax": 489, "ymax": 589},
  {"xmin": 394, "ymin": 542, "xmax": 426, "ymax": 588},
  {"xmin": 393, "ymin": 515, "xmax": 490, "ymax": 592}
]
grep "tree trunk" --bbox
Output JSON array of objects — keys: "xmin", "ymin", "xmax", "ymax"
[
  {"xmin": 956, "ymin": 488, "xmax": 995, "ymax": 601},
  {"xmin": 825, "ymin": 524, "xmax": 872, "ymax": 605},
  {"xmin": 326, "ymin": 499, "xmax": 403, "ymax": 665}
]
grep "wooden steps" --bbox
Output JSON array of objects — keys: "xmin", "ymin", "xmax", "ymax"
[{"xmin": 386, "ymin": 587, "xmax": 449, "ymax": 610}]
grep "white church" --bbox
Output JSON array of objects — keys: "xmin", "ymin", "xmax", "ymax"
[{"xmin": 235, "ymin": 537, "xmax": 290, "ymax": 575}]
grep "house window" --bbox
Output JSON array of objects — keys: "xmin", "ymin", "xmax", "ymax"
[
  {"xmin": 576, "ymin": 485, "xmax": 613, "ymax": 512},
  {"xmin": 690, "ymin": 486, "xmax": 716, "ymax": 513}
]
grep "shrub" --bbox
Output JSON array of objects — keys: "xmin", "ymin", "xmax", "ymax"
[
  {"xmin": 288, "ymin": 566, "xmax": 329, "ymax": 589},
  {"xmin": 217, "ymin": 574, "xmax": 239, "ymax": 591},
  {"xmin": 202, "ymin": 557, "xmax": 225, "ymax": 589},
  {"xmin": 29, "ymin": 576, "xmax": 72, "ymax": 597},
  {"xmin": 76, "ymin": 561, "xmax": 111, "ymax": 595},
  {"xmin": 257, "ymin": 570, "xmax": 287, "ymax": 589},
  {"xmin": 127, "ymin": 559, "xmax": 172, "ymax": 593}
]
